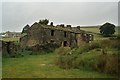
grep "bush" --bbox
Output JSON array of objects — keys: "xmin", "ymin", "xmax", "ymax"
[
  {"xmin": 25, "ymin": 46, "xmax": 32, "ymax": 51},
  {"xmin": 55, "ymin": 55, "xmax": 75, "ymax": 69},
  {"xmin": 88, "ymin": 42, "xmax": 101, "ymax": 50},
  {"xmin": 72, "ymin": 48, "xmax": 87, "ymax": 54},
  {"xmin": 72, "ymin": 44, "xmax": 96, "ymax": 55},
  {"xmin": 54, "ymin": 40, "xmax": 119, "ymax": 74},
  {"xmin": 94, "ymin": 54, "xmax": 118, "ymax": 74},
  {"xmin": 30, "ymin": 43, "xmax": 60, "ymax": 54},
  {"xmin": 94, "ymin": 55, "xmax": 107, "ymax": 72},
  {"xmin": 72, "ymin": 42, "xmax": 101, "ymax": 54},
  {"xmin": 39, "ymin": 19, "xmax": 49, "ymax": 25},
  {"xmin": 55, "ymin": 46, "xmax": 119, "ymax": 75},
  {"xmin": 105, "ymin": 55, "xmax": 118, "ymax": 74},
  {"xmin": 55, "ymin": 47, "xmax": 71, "ymax": 55},
  {"xmin": 54, "ymin": 47, "xmax": 79, "ymax": 69},
  {"xmin": 54, "ymin": 46, "xmax": 98, "ymax": 70},
  {"xmin": 72, "ymin": 50, "xmax": 98, "ymax": 70},
  {"xmin": 55, "ymin": 50, "xmax": 99, "ymax": 70},
  {"xmin": 43, "ymin": 43, "xmax": 59, "ymax": 53}
]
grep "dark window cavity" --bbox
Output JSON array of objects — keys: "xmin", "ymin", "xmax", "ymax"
[
  {"xmin": 64, "ymin": 31, "xmax": 67, "ymax": 37},
  {"xmin": 63, "ymin": 41, "xmax": 67, "ymax": 46},
  {"xmin": 51, "ymin": 30, "xmax": 54, "ymax": 36}
]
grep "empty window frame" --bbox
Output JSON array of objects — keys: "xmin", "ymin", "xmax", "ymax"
[
  {"xmin": 51, "ymin": 30, "xmax": 54, "ymax": 36},
  {"xmin": 64, "ymin": 31, "xmax": 67, "ymax": 37}
]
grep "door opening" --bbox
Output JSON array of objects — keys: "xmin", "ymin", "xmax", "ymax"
[{"xmin": 63, "ymin": 41, "xmax": 67, "ymax": 46}]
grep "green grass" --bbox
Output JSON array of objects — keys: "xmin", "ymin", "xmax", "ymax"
[
  {"xmin": 80, "ymin": 27, "xmax": 100, "ymax": 34},
  {"xmin": 2, "ymin": 52, "xmax": 116, "ymax": 78}
]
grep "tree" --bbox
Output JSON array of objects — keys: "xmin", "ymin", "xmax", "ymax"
[
  {"xmin": 50, "ymin": 22, "xmax": 53, "ymax": 26},
  {"xmin": 39, "ymin": 19, "xmax": 49, "ymax": 25},
  {"xmin": 22, "ymin": 24, "xmax": 30, "ymax": 34},
  {"xmin": 99, "ymin": 22, "xmax": 115, "ymax": 37}
]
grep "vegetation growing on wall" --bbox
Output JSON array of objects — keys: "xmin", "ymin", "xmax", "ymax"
[
  {"xmin": 39, "ymin": 19, "xmax": 49, "ymax": 25},
  {"xmin": 22, "ymin": 24, "xmax": 30, "ymax": 34}
]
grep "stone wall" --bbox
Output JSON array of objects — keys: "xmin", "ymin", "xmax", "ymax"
[
  {"xmin": 2, "ymin": 41, "xmax": 20, "ymax": 57},
  {"xmin": 20, "ymin": 23, "xmax": 94, "ymax": 52}
]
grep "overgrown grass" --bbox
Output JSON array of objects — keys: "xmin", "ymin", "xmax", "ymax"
[
  {"xmin": 2, "ymin": 27, "xmax": 119, "ymax": 78},
  {"xmin": 55, "ymin": 39, "xmax": 119, "ymax": 76},
  {"xmin": 2, "ymin": 51, "xmax": 116, "ymax": 78}
]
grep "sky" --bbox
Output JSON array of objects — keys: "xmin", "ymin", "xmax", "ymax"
[
  {"xmin": 1, "ymin": 1, "xmax": 119, "ymax": 32},
  {"xmin": 118, "ymin": 2, "xmax": 120, "ymax": 26}
]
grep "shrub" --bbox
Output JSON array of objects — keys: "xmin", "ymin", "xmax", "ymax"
[
  {"xmin": 54, "ymin": 46, "xmax": 99, "ymax": 70},
  {"xmin": 30, "ymin": 43, "xmax": 59, "ymax": 54},
  {"xmin": 54, "ymin": 40, "xmax": 119, "ymax": 74},
  {"xmin": 72, "ymin": 58, "xmax": 85, "ymax": 69},
  {"xmin": 39, "ymin": 19, "xmax": 49, "ymax": 25},
  {"xmin": 104, "ymin": 55, "xmax": 118, "ymax": 74},
  {"xmin": 54, "ymin": 47, "xmax": 79, "ymax": 69},
  {"xmin": 72, "ymin": 44, "xmax": 93, "ymax": 54},
  {"xmin": 55, "ymin": 46, "xmax": 118, "ymax": 74},
  {"xmin": 55, "ymin": 55, "xmax": 76, "ymax": 69},
  {"xmin": 72, "ymin": 51, "xmax": 98, "ymax": 70},
  {"xmin": 72, "ymin": 48, "xmax": 86, "ymax": 54},
  {"xmin": 72, "ymin": 42, "xmax": 101, "ymax": 54},
  {"xmin": 25, "ymin": 46, "xmax": 32, "ymax": 51},
  {"xmin": 94, "ymin": 54, "xmax": 118, "ymax": 74},
  {"xmin": 43, "ymin": 43, "xmax": 59, "ymax": 53},
  {"xmin": 88, "ymin": 42, "xmax": 101, "ymax": 50},
  {"xmin": 94, "ymin": 55, "xmax": 107, "ymax": 72},
  {"xmin": 55, "ymin": 47, "xmax": 71, "ymax": 55},
  {"xmin": 21, "ymin": 24, "xmax": 30, "ymax": 34}
]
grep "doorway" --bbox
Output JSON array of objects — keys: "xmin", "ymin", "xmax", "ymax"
[{"xmin": 63, "ymin": 41, "xmax": 67, "ymax": 46}]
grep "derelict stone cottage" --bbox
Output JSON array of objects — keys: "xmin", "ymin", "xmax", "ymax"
[{"xmin": 20, "ymin": 21, "xmax": 93, "ymax": 51}]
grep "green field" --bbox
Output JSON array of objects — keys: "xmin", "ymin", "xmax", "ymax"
[
  {"xmin": 80, "ymin": 27, "xmax": 119, "ymax": 40},
  {"xmin": 80, "ymin": 27, "xmax": 100, "ymax": 33},
  {"xmin": 2, "ymin": 52, "xmax": 116, "ymax": 78},
  {"xmin": 80, "ymin": 27, "xmax": 119, "ymax": 34}
]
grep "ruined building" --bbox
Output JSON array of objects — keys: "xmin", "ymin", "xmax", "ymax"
[
  {"xmin": 20, "ymin": 21, "xmax": 93, "ymax": 51},
  {"xmin": 1, "ymin": 40, "xmax": 20, "ymax": 57}
]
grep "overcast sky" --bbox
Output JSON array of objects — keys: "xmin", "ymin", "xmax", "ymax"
[{"xmin": 2, "ymin": 2, "xmax": 118, "ymax": 32}]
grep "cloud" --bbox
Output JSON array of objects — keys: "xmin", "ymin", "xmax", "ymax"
[{"xmin": 2, "ymin": 2, "xmax": 118, "ymax": 32}]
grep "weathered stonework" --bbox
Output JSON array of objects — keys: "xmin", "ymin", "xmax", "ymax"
[
  {"xmin": 1, "ymin": 41, "xmax": 20, "ymax": 57},
  {"xmin": 20, "ymin": 22, "xmax": 93, "ymax": 51}
]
